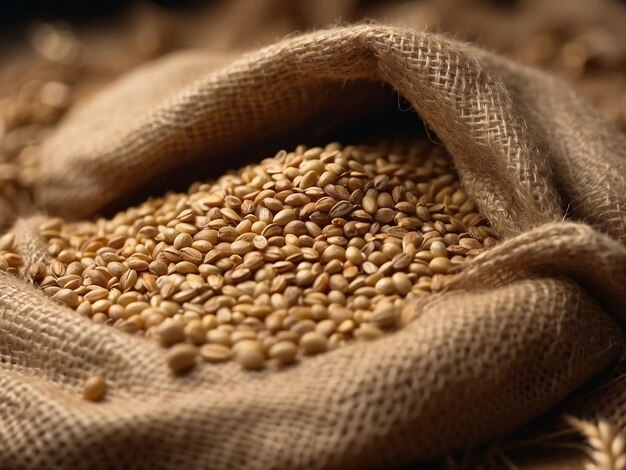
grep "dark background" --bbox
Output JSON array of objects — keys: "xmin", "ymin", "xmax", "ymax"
[
  {"xmin": 0, "ymin": 0, "xmax": 524, "ymax": 27},
  {"xmin": 0, "ymin": 0, "xmax": 203, "ymax": 26}
]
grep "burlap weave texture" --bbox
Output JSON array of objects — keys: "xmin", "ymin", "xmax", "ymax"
[{"xmin": 1, "ymin": 25, "xmax": 625, "ymax": 468}]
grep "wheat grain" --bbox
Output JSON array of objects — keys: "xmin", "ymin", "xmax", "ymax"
[
  {"xmin": 2, "ymin": 136, "xmax": 496, "ymax": 373},
  {"xmin": 567, "ymin": 417, "xmax": 626, "ymax": 470}
]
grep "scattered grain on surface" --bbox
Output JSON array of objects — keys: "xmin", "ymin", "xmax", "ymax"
[{"xmin": 82, "ymin": 374, "xmax": 106, "ymax": 401}]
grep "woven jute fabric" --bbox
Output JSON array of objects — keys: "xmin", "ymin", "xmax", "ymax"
[{"xmin": 1, "ymin": 25, "xmax": 625, "ymax": 468}]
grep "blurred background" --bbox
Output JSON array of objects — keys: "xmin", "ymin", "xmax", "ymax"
[{"xmin": 1, "ymin": 0, "xmax": 624, "ymax": 125}]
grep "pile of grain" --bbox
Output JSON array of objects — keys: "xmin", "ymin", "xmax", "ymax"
[
  {"xmin": 6, "ymin": 136, "xmax": 495, "ymax": 373},
  {"xmin": 0, "ymin": 23, "xmax": 80, "ymax": 228}
]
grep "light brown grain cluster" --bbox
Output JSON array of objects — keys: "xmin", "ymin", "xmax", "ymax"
[
  {"xmin": 0, "ymin": 233, "xmax": 23, "ymax": 275},
  {"xmin": 0, "ymin": 23, "xmax": 80, "ymax": 229},
  {"xmin": 24, "ymin": 137, "xmax": 495, "ymax": 373}
]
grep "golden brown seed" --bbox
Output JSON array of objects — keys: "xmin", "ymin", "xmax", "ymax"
[
  {"xmin": 207, "ymin": 328, "xmax": 231, "ymax": 346},
  {"xmin": 50, "ymin": 260, "xmax": 65, "ymax": 277},
  {"xmin": 231, "ymin": 240, "xmax": 253, "ymax": 255},
  {"xmin": 235, "ymin": 340, "xmax": 265, "ymax": 370},
  {"xmin": 345, "ymin": 246, "xmax": 364, "ymax": 265},
  {"xmin": 416, "ymin": 206, "xmax": 430, "ymax": 222},
  {"xmin": 0, "ymin": 233, "xmax": 15, "ymax": 251},
  {"xmin": 269, "ymin": 341, "xmax": 298, "ymax": 364},
  {"xmin": 337, "ymin": 319, "xmax": 355, "ymax": 334},
  {"xmin": 375, "ymin": 277, "xmax": 395, "ymax": 295},
  {"xmin": 192, "ymin": 240, "xmax": 213, "ymax": 252},
  {"xmin": 264, "ymin": 198, "xmax": 282, "ymax": 212},
  {"xmin": 284, "ymin": 193, "xmax": 309, "ymax": 206},
  {"xmin": 231, "ymin": 268, "xmax": 251, "ymax": 282},
  {"xmin": 92, "ymin": 299, "xmax": 112, "ymax": 313},
  {"xmin": 119, "ymin": 269, "xmax": 138, "ymax": 291},
  {"xmin": 315, "ymin": 319, "xmax": 336, "ymax": 336},
  {"xmin": 299, "ymin": 171, "xmax": 318, "ymax": 189},
  {"xmin": 173, "ymin": 232, "xmax": 193, "ymax": 250},
  {"xmin": 125, "ymin": 301, "xmax": 150, "ymax": 316},
  {"xmin": 164, "ymin": 247, "xmax": 183, "ymax": 262},
  {"xmin": 221, "ymin": 208, "xmax": 242, "ymax": 223},
  {"xmin": 76, "ymin": 301, "xmax": 92, "ymax": 317},
  {"xmin": 291, "ymin": 319, "xmax": 316, "ymax": 336},
  {"xmin": 329, "ymin": 201, "xmax": 353, "ymax": 218},
  {"xmin": 52, "ymin": 289, "xmax": 80, "ymax": 308},
  {"xmin": 362, "ymin": 195, "xmax": 378, "ymax": 214},
  {"xmin": 459, "ymin": 238, "xmax": 482, "ymax": 250},
  {"xmin": 84, "ymin": 288, "xmax": 109, "ymax": 303},
  {"xmin": 354, "ymin": 323, "xmax": 384, "ymax": 341},
  {"xmin": 429, "ymin": 257, "xmax": 452, "ymax": 274},
  {"xmin": 242, "ymin": 252, "xmax": 264, "ymax": 270},
  {"xmin": 252, "ymin": 235, "xmax": 268, "ymax": 250},
  {"xmin": 92, "ymin": 313, "xmax": 108, "ymax": 323},
  {"xmin": 82, "ymin": 374, "xmax": 106, "ymax": 402},
  {"xmin": 483, "ymin": 237, "xmax": 497, "ymax": 248},
  {"xmin": 273, "ymin": 209, "xmax": 298, "ymax": 226},
  {"xmin": 430, "ymin": 241, "xmax": 448, "ymax": 257},
  {"xmin": 321, "ymin": 245, "xmax": 345, "ymax": 263},
  {"xmin": 156, "ymin": 319, "xmax": 186, "ymax": 346},
  {"xmin": 175, "ymin": 261, "xmax": 198, "ymax": 274},
  {"xmin": 128, "ymin": 257, "xmax": 149, "ymax": 272},
  {"xmin": 109, "ymin": 304, "xmax": 126, "ymax": 320},
  {"xmin": 300, "ymin": 331, "xmax": 328, "ymax": 355},
  {"xmin": 180, "ymin": 247, "xmax": 202, "ymax": 264},
  {"xmin": 185, "ymin": 320, "xmax": 207, "ymax": 345},
  {"xmin": 392, "ymin": 272, "xmax": 412, "ymax": 296},
  {"xmin": 372, "ymin": 304, "xmax": 399, "ymax": 329},
  {"xmin": 106, "ymin": 262, "xmax": 126, "ymax": 279},
  {"xmin": 28, "ymin": 262, "xmax": 47, "ymax": 282},
  {"xmin": 199, "ymin": 344, "xmax": 232, "ymax": 363},
  {"xmin": 203, "ymin": 194, "xmax": 224, "ymax": 207},
  {"xmin": 231, "ymin": 329, "xmax": 257, "ymax": 343},
  {"xmin": 375, "ymin": 208, "xmax": 395, "ymax": 224},
  {"xmin": 166, "ymin": 344, "xmax": 198, "ymax": 374}
]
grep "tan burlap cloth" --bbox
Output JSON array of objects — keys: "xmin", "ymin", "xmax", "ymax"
[{"xmin": 1, "ymin": 25, "xmax": 625, "ymax": 468}]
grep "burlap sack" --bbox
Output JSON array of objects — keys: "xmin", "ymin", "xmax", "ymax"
[{"xmin": 1, "ymin": 25, "xmax": 625, "ymax": 468}]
